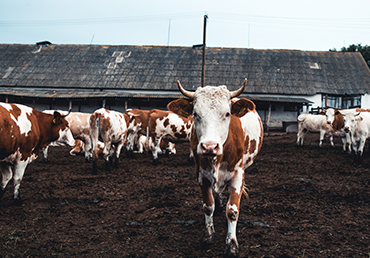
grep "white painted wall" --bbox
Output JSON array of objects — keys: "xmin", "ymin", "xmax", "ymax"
[{"xmin": 361, "ymin": 93, "xmax": 370, "ymax": 108}]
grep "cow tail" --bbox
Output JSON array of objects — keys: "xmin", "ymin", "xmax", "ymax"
[
  {"xmin": 145, "ymin": 126, "xmax": 150, "ymax": 156},
  {"xmin": 90, "ymin": 113, "xmax": 100, "ymax": 156},
  {"xmin": 242, "ymin": 185, "xmax": 250, "ymax": 202}
]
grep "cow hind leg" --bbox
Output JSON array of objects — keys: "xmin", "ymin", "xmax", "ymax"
[
  {"xmin": 12, "ymin": 161, "xmax": 28, "ymax": 205},
  {"xmin": 0, "ymin": 163, "xmax": 13, "ymax": 200},
  {"xmin": 151, "ymin": 137, "xmax": 162, "ymax": 165}
]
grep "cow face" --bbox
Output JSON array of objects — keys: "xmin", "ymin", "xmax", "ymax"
[
  {"xmin": 324, "ymin": 108, "xmax": 336, "ymax": 125},
  {"xmin": 167, "ymin": 79, "xmax": 248, "ymax": 156},
  {"xmin": 52, "ymin": 111, "xmax": 75, "ymax": 147},
  {"xmin": 342, "ymin": 112, "xmax": 362, "ymax": 133},
  {"xmin": 191, "ymin": 86, "xmax": 232, "ymax": 155}
]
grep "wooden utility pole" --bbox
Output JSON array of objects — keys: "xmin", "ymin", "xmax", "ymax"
[{"xmin": 201, "ymin": 14, "xmax": 208, "ymax": 87}]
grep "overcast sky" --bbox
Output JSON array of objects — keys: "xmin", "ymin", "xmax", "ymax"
[{"xmin": 1, "ymin": 0, "xmax": 369, "ymax": 51}]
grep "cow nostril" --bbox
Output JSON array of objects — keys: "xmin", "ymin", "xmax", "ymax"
[
  {"xmin": 201, "ymin": 143, "xmax": 219, "ymax": 155},
  {"xmin": 327, "ymin": 121, "xmax": 331, "ymax": 125}
]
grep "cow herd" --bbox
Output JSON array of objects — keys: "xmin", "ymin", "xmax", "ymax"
[
  {"xmin": 0, "ymin": 79, "xmax": 264, "ymax": 257},
  {"xmin": 297, "ymin": 107, "xmax": 370, "ymax": 162}
]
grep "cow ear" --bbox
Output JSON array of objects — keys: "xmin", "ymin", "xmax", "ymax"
[
  {"xmin": 231, "ymin": 98, "xmax": 256, "ymax": 117},
  {"xmin": 53, "ymin": 111, "xmax": 62, "ymax": 125},
  {"xmin": 167, "ymin": 99, "xmax": 193, "ymax": 118}
]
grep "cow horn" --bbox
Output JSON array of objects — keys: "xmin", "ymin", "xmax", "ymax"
[
  {"xmin": 62, "ymin": 101, "xmax": 72, "ymax": 118},
  {"xmin": 177, "ymin": 80, "xmax": 195, "ymax": 99},
  {"xmin": 230, "ymin": 78, "xmax": 247, "ymax": 98}
]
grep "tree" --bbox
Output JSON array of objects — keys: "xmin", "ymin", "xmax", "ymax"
[{"xmin": 330, "ymin": 44, "xmax": 370, "ymax": 69}]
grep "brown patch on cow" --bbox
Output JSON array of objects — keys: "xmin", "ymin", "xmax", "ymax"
[
  {"xmin": 248, "ymin": 139, "xmax": 257, "ymax": 155},
  {"xmin": 101, "ymin": 116, "xmax": 112, "ymax": 133},
  {"xmin": 163, "ymin": 118, "xmax": 170, "ymax": 128},
  {"xmin": 214, "ymin": 116, "xmax": 244, "ymax": 172},
  {"xmin": 244, "ymin": 135, "xmax": 250, "ymax": 155},
  {"xmin": 227, "ymin": 186, "xmax": 241, "ymax": 221},
  {"xmin": 332, "ymin": 112, "xmax": 345, "ymax": 131}
]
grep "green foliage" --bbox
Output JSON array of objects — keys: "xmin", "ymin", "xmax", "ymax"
[{"xmin": 330, "ymin": 44, "xmax": 370, "ymax": 69}]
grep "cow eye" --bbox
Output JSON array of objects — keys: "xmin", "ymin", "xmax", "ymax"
[{"xmin": 225, "ymin": 112, "xmax": 230, "ymax": 118}]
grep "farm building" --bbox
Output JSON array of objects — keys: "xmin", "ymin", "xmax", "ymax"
[{"xmin": 0, "ymin": 42, "xmax": 370, "ymax": 131}]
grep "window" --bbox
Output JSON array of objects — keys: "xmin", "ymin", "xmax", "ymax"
[{"xmin": 322, "ymin": 95, "xmax": 361, "ymax": 109}]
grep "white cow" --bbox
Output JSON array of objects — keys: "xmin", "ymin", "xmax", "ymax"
[
  {"xmin": 341, "ymin": 111, "xmax": 370, "ymax": 159},
  {"xmin": 296, "ymin": 113, "xmax": 335, "ymax": 147}
]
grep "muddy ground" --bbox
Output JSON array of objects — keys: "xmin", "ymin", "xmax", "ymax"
[{"xmin": 1, "ymin": 132, "xmax": 369, "ymax": 257}]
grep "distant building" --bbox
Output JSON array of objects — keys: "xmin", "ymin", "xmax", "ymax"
[{"xmin": 1, "ymin": 43, "xmax": 369, "ymax": 131}]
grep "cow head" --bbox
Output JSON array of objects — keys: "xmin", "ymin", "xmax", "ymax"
[
  {"xmin": 342, "ymin": 112, "xmax": 362, "ymax": 133},
  {"xmin": 168, "ymin": 79, "xmax": 253, "ymax": 156},
  {"xmin": 51, "ymin": 111, "xmax": 75, "ymax": 147}
]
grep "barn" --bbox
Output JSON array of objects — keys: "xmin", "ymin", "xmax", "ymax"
[{"xmin": 1, "ymin": 42, "xmax": 369, "ymax": 131}]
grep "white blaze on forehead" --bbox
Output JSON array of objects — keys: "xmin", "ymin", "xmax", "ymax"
[
  {"xmin": 0, "ymin": 103, "xmax": 33, "ymax": 136},
  {"xmin": 194, "ymin": 86, "xmax": 230, "ymax": 109},
  {"xmin": 193, "ymin": 86, "xmax": 232, "ymax": 155}
]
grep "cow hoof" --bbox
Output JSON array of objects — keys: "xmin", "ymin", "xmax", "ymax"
[
  {"xmin": 215, "ymin": 194, "xmax": 224, "ymax": 214},
  {"xmin": 92, "ymin": 163, "xmax": 98, "ymax": 174},
  {"xmin": 152, "ymin": 158, "xmax": 160, "ymax": 165},
  {"xmin": 201, "ymin": 225, "xmax": 215, "ymax": 250},
  {"xmin": 224, "ymin": 239, "xmax": 239, "ymax": 258},
  {"xmin": 13, "ymin": 198, "xmax": 24, "ymax": 206},
  {"xmin": 42, "ymin": 158, "xmax": 50, "ymax": 163},
  {"xmin": 188, "ymin": 157, "xmax": 194, "ymax": 165},
  {"xmin": 0, "ymin": 189, "xmax": 5, "ymax": 199}
]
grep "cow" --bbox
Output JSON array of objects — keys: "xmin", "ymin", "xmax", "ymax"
[
  {"xmin": 148, "ymin": 109, "xmax": 193, "ymax": 164},
  {"xmin": 324, "ymin": 108, "xmax": 353, "ymax": 152},
  {"xmin": 296, "ymin": 113, "xmax": 335, "ymax": 147},
  {"xmin": 70, "ymin": 139, "xmax": 105, "ymax": 157},
  {"xmin": 167, "ymin": 79, "xmax": 263, "ymax": 257},
  {"xmin": 0, "ymin": 102, "xmax": 74, "ymax": 204},
  {"xmin": 340, "ymin": 110, "xmax": 370, "ymax": 162},
  {"xmin": 125, "ymin": 109, "xmax": 150, "ymax": 158},
  {"xmin": 136, "ymin": 134, "xmax": 176, "ymax": 155},
  {"xmin": 89, "ymin": 108, "xmax": 129, "ymax": 174},
  {"xmin": 41, "ymin": 111, "xmax": 93, "ymax": 162}
]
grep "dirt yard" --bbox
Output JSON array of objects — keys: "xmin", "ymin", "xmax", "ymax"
[{"xmin": 1, "ymin": 132, "xmax": 369, "ymax": 257}]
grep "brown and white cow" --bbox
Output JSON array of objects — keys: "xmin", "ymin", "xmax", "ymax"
[
  {"xmin": 167, "ymin": 79, "xmax": 263, "ymax": 257},
  {"xmin": 70, "ymin": 139, "xmax": 105, "ymax": 156},
  {"xmin": 324, "ymin": 108, "xmax": 354, "ymax": 152},
  {"xmin": 0, "ymin": 103, "xmax": 74, "ymax": 204},
  {"xmin": 148, "ymin": 109, "xmax": 193, "ymax": 164},
  {"xmin": 136, "ymin": 134, "xmax": 176, "ymax": 155},
  {"xmin": 125, "ymin": 109, "xmax": 150, "ymax": 158},
  {"xmin": 326, "ymin": 108, "xmax": 370, "ymax": 161},
  {"xmin": 89, "ymin": 108, "xmax": 129, "ymax": 174},
  {"xmin": 42, "ymin": 111, "xmax": 92, "ymax": 161}
]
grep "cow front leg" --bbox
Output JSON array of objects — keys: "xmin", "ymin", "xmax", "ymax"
[
  {"xmin": 0, "ymin": 164, "xmax": 13, "ymax": 200},
  {"xmin": 224, "ymin": 175, "xmax": 244, "ymax": 257},
  {"xmin": 200, "ymin": 178, "xmax": 215, "ymax": 248}
]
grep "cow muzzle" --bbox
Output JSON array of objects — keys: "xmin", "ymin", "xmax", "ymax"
[{"xmin": 200, "ymin": 142, "xmax": 220, "ymax": 156}]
